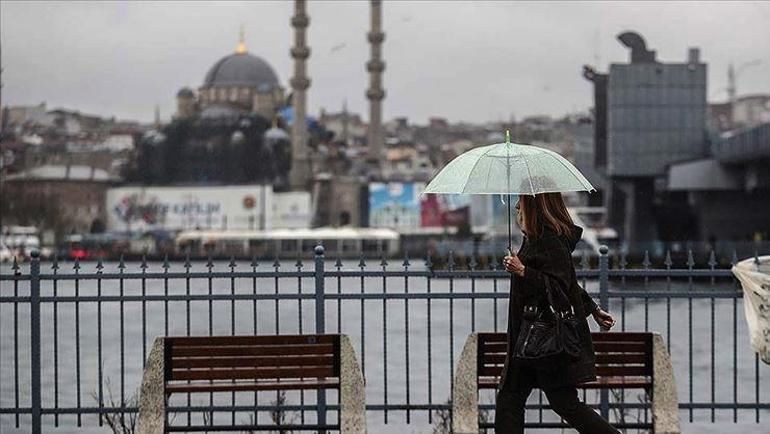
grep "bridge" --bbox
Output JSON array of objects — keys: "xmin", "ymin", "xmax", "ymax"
[{"xmin": 713, "ymin": 122, "xmax": 770, "ymax": 163}]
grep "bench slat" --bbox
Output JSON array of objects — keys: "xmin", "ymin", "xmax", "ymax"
[
  {"xmin": 170, "ymin": 343, "xmax": 335, "ymax": 358},
  {"xmin": 478, "ymin": 375, "xmax": 652, "ymax": 390},
  {"xmin": 580, "ymin": 376, "xmax": 652, "ymax": 389},
  {"xmin": 171, "ymin": 355, "xmax": 334, "ymax": 369},
  {"xmin": 482, "ymin": 353, "xmax": 507, "ymax": 364},
  {"xmin": 171, "ymin": 365, "xmax": 334, "ymax": 381},
  {"xmin": 595, "ymin": 365, "xmax": 649, "ymax": 376},
  {"xmin": 167, "ymin": 335, "xmax": 336, "ymax": 346},
  {"xmin": 479, "ymin": 365, "xmax": 504, "ymax": 377},
  {"xmin": 478, "ymin": 333, "xmax": 507, "ymax": 343},
  {"xmin": 480, "ymin": 342, "xmax": 508, "ymax": 354},
  {"xmin": 165, "ymin": 378, "xmax": 340, "ymax": 394},
  {"xmin": 590, "ymin": 332, "xmax": 651, "ymax": 342},
  {"xmin": 593, "ymin": 341, "xmax": 648, "ymax": 353},
  {"xmin": 595, "ymin": 353, "xmax": 647, "ymax": 364}
]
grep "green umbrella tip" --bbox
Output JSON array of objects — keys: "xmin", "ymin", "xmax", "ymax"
[{"xmin": 505, "ymin": 129, "xmax": 511, "ymax": 145}]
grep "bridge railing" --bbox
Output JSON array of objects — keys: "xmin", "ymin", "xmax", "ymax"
[
  {"xmin": 0, "ymin": 245, "xmax": 767, "ymax": 433},
  {"xmin": 714, "ymin": 121, "xmax": 770, "ymax": 162}
]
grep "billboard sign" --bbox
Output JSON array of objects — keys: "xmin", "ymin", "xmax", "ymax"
[
  {"xmin": 420, "ymin": 194, "xmax": 472, "ymax": 227},
  {"xmin": 271, "ymin": 192, "xmax": 311, "ymax": 229},
  {"xmin": 368, "ymin": 182, "xmax": 423, "ymax": 229},
  {"xmin": 106, "ymin": 185, "xmax": 272, "ymax": 232}
]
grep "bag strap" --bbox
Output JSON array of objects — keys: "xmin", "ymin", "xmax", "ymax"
[{"xmin": 542, "ymin": 274, "xmax": 574, "ymax": 316}]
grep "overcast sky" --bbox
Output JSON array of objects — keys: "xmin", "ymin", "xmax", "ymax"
[{"xmin": 2, "ymin": 1, "xmax": 769, "ymax": 124}]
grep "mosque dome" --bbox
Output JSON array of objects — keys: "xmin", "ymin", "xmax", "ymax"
[
  {"xmin": 177, "ymin": 87, "xmax": 195, "ymax": 98},
  {"xmin": 203, "ymin": 52, "xmax": 280, "ymax": 89},
  {"xmin": 264, "ymin": 126, "xmax": 290, "ymax": 142}
]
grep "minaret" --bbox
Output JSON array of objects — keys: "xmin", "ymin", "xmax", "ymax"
[
  {"xmin": 290, "ymin": 0, "xmax": 311, "ymax": 190},
  {"xmin": 341, "ymin": 100, "xmax": 349, "ymax": 145},
  {"xmin": 727, "ymin": 63, "xmax": 736, "ymax": 125},
  {"xmin": 366, "ymin": 0, "xmax": 385, "ymax": 167}
]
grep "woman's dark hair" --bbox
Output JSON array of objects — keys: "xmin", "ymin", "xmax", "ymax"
[{"xmin": 517, "ymin": 192, "xmax": 574, "ymax": 239}]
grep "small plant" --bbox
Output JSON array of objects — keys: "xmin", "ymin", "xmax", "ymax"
[
  {"xmin": 242, "ymin": 391, "xmax": 297, "ymax": 434},
  {"xmin": 91, "ymin": 377, "xmax": 138, "ymax": 434},
  {"xmin": 431, "ymin": 399, "xmax": 452, "ymax": 434},
  {"xmin": 608, "ymin": 388, "xmax": 652, "ymax": 434},
  {"xmin": 431, "ymin": 398, "xmax": 490, "ymax": 434}
]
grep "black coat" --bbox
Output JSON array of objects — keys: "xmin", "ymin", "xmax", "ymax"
[{"xmin": 501, "ymin": 223, "xmax": 599, "ymax": 390}]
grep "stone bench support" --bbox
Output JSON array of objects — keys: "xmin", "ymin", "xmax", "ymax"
[{"xmin": 137, "ymin": 334, "xmax": 367, "ymax": 433}]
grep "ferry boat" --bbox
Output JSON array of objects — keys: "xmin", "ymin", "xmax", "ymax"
[{"xmin": 175, "ymin": 227, "xmax": 401, "ymax": 258}]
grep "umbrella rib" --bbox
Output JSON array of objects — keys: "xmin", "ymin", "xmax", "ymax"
[
  {"xmin": 523, "ymin": 152, "xmax": 536, "ymax": 195},
  {"xmin": 461, "ymin": 145, "xmax": 497, "ymax": 194},
  {"xmin": 548, "ymin": 152, "xmax": 594, "ymax": 190}
]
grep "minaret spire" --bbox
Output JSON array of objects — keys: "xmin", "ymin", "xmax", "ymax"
[
  {"xmin": 236, "ymin": 25, "xmax": 247, "ymax": 54},
  {"xmin": 367, "ymin": 0, "xmax": 385, "ymax": 170},
  {"xmin": 342, "ymin": 99, "xmax": 350, "ymax": 145},
  {"xmin": 289, "ymin": 0, "xmax": 311, "ymax": 190}
]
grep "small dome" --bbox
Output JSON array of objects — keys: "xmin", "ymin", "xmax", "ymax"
[
  {"xmin": 177, "ymin": 87, "xmax": 195, "ymax": 98},
  {"xmin": 264, "ymin": 126, "xmax": 289, "ymax": 142},
  {"xmin": 200, "ymin": 105, "xmax": 240, "ymax": 120},
  {"xmin": 203, "ymin": 52, "xmax": 280, "ymax": 89}
]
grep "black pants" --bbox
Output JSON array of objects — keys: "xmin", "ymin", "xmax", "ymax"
[{"xmin": 494, "ymin": 364, "xmax": 620, "ymax": 434}]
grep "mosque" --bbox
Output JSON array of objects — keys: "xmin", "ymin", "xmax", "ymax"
[
  {"xmin": 126, "ymin": 30, "xmax": 295, "ymax": 188},
  {"xmin": 174, "ymin": 30, "xmax": 286, "ymax": 122},
  {"xmin": 169, "ymin": 0, "xmax": 385, "ymax": 194},
  {"xmin": 141, "ymin": 0, "xmax": 386, "ymax": 232}
]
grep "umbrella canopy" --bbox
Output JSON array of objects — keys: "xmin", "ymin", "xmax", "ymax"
[
  {"xmin": 423, "ymin": 132, "xmax": 595, "ymax": 195},
  {"xmin": 422, "ymin": 131, "xmax": 595, "ymax": 252}
]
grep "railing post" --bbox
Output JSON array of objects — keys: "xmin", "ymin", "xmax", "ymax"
[
  {"xmin": 598, "ymin": 245, "xmax": 610, "ymax": 421},
  {"xmin": 30, "ymin": 250, "xmax": 42, "ymax": 434},
  {"xmin": 314, "ymin": 245, "xmax": 327, "ymax": 432},
  {"xmin": 598, "ymin": 245, "xmax": 609, "ymax": 311},
  {"xmin": 315, "ymin": 244, "xmax": 326, "ymax": 333}
]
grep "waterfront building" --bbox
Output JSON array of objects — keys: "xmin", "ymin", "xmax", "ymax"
[
  {"xmin": 2, "ymin": 164, "xmax": 119, "ymax": 240},
  {"xmin": 584, "ymin": 31, "xmax": 770, "ymax": 250}
]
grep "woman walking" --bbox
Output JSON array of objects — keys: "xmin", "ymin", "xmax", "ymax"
[{"xmin": 495, "ymin": 192, "xmax": 619, "ymax": 433}]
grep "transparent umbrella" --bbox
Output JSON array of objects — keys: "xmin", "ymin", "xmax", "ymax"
[{"xmin": 423, "ymin": 131, "xmax": 595, "ymax": 250}]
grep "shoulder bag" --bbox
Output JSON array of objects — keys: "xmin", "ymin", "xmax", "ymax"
[{"xmin": 512, "ymin": 274, "xmax": 582, "ymax": 362}]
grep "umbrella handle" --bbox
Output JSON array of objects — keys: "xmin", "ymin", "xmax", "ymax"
[{"xmin": 507, "ymin": 193, "xmax": 512, "ymax": 254}]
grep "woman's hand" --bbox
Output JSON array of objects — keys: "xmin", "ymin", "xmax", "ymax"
[
  {"xmin": 503, "ymin": 255, "xmax": 525, "ymax": 277},
  {"xmin": 592, "ymin": 307, "xmax": 616, "ymax": 330}
]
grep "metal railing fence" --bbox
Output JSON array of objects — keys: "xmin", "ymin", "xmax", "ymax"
[{"xmin": 0, "ymin": 245, "xmax": 767, "ymax": 433}]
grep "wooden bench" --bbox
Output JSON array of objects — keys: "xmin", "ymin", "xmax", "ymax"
[
  {"xmin": 452, "ymin": 331, "xmax": 680, "ymax": 433},
  {"xmin": 137, "ymin": 334, "xmax": 366, "ymax": 433}
]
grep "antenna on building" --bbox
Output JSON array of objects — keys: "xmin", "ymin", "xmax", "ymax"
[
  {"xmin": 154, "ymin": 104, "xmax": 161, "ymax": 127},
  {"xmin": 593, "ymin": 26, "xmax": 601, "ymax": 67},
  {"xmin": 236, "ymin": 24, "xmax": 247, "ymax": 54}
]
